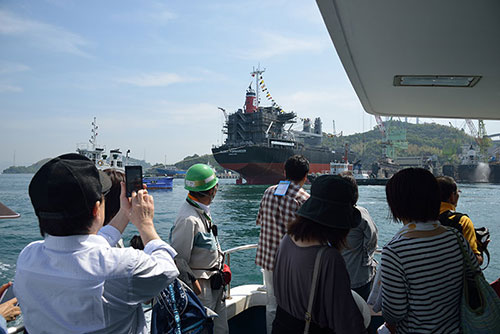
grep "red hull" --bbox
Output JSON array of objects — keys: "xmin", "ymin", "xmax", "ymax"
[{"xmin": 221, "ymin": 162, "xmax": 330, "ymax": 185}]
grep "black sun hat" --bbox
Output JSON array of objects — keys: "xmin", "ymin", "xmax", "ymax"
[
  {"xmin": 29, "ymin": 153, "xmax": 112, "ymax": 220},
  {"xmin": 297, "ymin": 175, "xmax": 361, "ymax": 229}
]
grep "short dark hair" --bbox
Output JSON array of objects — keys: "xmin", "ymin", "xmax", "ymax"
[
  {"xmin": 103, "ymin": 169, "xmax": 125, "ymax": 225},
  {"xmin": 386, "ymin": 168, "xmax": 440, "ymax": 222},
  {"xmin": 339, "ymin": 171, "xmax": 359, "ymax": 204},
  {"xmin": 285, "ymin": 155, "xmax": 309, "ymax": 181},
  {"xmin": 436, "ymin": 176, "xmax": 457, "ymax": 202},
  {"xmin": 287, "ymin": 216, "xmax": 349, "ymax": 250},
  {"xmin": 39, "ymin": 198, "xmax": 99, "ymax": 237}
]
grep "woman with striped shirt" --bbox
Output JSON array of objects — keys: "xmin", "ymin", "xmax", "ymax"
[{"xmin": 381, "ymin": 168, "xmax": 479, "ymax": 333}]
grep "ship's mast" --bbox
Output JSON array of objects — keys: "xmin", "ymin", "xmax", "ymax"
[
  {"xmin": 251, "ymin": 65, "xmax": 265, "ymax": 110},
  {"xmin": 90, "ymin": 117, "xmax": 98, "ymax": 150}
]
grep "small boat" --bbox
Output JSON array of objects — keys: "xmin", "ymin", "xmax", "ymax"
[
  {"xmin": 143, "ymin": 176, "xmax": 174, "ymax": 190},
  {"xmin": 0, "ymin": 201, "xmax": 20, "ymax": 219},
  {"xmin": 77, "ymin": 117, "xmax": 126, "ymax": 171}
]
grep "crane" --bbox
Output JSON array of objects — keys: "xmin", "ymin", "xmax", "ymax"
[
  {"xmin": 465, "ymin": 119, "xmax": 482, "ymax": 146},
  {"xmin": 374, "ymin": 116, "xmax": 407, "ymax": 159},
  {"xmin": 374, "ymin": 115, "xmax": 386, "ymax": 138},
  {"xmin": 465, "ymin": 119, "xmax": 489, "ymax": 156},
  {"xmin": 218, "ymin": 107, "xmax": 228, "ymax": 122}
]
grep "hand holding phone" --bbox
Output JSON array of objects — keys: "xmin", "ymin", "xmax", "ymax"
[{"xmin": 125, "ymin": 166, "xmax": 143, "ymax": 197}]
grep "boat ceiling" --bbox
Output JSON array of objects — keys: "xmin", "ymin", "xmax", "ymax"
[{"xmin": 317, "ymin": 0, "xmax": 500, "ymax": 120}]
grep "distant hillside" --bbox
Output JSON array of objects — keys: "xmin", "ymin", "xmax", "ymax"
[
  {"xmin": 322, "ymin": 121, "xmax": 478, "ymax": 167},
  {"xmin": 2, "ymin": 156, "xmax": 150, "ymax": 174},
  {"xmin": 2, "ymin": 159, "xmax": 51, "ymax": 174},
  {"xmin": 8, "ymin": 123, "xmax": 476, "ymax": 175},
  {"xmin": 174, "ymin": 154, "xmax": 223, "ymax": 172}
]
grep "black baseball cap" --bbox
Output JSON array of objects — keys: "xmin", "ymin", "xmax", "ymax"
[{"xmin": 29, "ymin": 153, "xmax": 112, "ymax": 220}]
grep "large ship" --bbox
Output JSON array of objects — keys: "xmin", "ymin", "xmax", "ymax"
[
  {"xmin": 211, "ymin": 67, "xmax": 344, "ymax": 185},
  {"xmin": 443, "ymin": 144, "xmax": 500, "ymax": 183}
]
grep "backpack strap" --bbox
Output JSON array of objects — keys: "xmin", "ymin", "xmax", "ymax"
[
  {"xmin": 438, "ymin": 210, "xmax": 465, "ymax": 233},
  {"xmin": 482, "ymin": 248, "xmax": 490, "ymax": 269},
  {"xmin": 168, "ymin": 283, "xmax": 182, "ymax": 334},
  {"xmin": 304, "ymin": 247, "xmax": 327, "ymax": 334}
]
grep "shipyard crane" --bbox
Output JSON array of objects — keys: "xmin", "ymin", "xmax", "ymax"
[
  {"xmin": 465, "ymin": 119, "xmax": 479, "ymax": 145},
  {"xmin": 374, "ymin": 116, "xmax": 408, "ymax": 159},
  {"xmin": 374, "ymin": 115, "xmax": 386, "ymax": 138},
  {"xmin": 465, "ymin": 119, "xmax": 490, "ymax": 156}
]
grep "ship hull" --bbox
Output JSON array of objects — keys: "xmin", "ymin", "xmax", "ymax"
[
  {"xmin": 457, "ymin": 163, "xmax": 497, "ymax": 183},
  {"xmin": 212, "ymin": 145, "xmax": 342, "ymax": 185},
  {"xmin": 488, "ymin": 164, "xmax": 500, "ymax": 183}
]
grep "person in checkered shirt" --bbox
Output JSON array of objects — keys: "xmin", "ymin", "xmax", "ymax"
[{"xmin": 255, "ymin": 155, "xmax": 310, "ymax": 334}]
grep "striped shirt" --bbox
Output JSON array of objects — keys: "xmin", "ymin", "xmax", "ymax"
[
  {"xmin": 381, "ymin": 225, "xmax": 479, "ymax": 334},
  {"xmin": 255, "ymin": 181, "xmax": 309, "ymax": 271}
]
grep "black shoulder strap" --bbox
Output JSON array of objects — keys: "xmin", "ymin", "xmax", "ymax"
[{"xmin": 438, "ymin": 210, "xmax": 464, "ymax": 233}]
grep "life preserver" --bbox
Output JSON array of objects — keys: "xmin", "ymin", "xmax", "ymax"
[{"xmin": 97, "ymin": 160, "xmax": 104, "ymax": 167}]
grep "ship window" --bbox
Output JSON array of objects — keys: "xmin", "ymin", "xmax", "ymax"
[{"xmin": 393, "ymin": 75, "xmax": 481, "ymax": 87}]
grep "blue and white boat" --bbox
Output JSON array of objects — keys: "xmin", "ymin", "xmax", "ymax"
[{"xmin": 143, "ymin": 176, "xmax": 174, "ymax": 190}]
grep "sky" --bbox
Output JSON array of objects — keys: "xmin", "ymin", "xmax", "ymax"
[{"xmin": 2, "ymin": 0, "xmax": 500, "ymax": 171}]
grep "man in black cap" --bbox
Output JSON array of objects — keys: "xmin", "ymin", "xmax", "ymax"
[{"xmin": 13, "ymin": 153, "xmax": 179, "ymax": 334}]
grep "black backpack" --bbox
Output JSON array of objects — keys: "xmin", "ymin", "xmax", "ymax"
[
  {"xmin": 438, "ymin": 210, "xmax": 490, "ymax": 268},
  {"xmin": 151, "ymin": 278, "xmax": 215, "ymax": 334}
]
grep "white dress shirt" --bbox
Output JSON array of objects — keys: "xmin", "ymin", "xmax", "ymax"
[{"xmin": 14, "ymin": 225, "xmax": 178, "ymax": 334}]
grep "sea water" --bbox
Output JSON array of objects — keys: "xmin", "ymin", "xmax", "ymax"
[{"xmin": 1, "ymin": 174, "xmax": 499, "ymax": 288}]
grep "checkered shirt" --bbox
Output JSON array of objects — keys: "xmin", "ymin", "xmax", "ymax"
[{"xmin": 255, "ymin": 181, "xmax": 310, "ymax": 271}]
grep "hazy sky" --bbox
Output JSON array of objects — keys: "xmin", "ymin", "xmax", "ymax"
[{"xmin": 2, "ymin": 0, "xmax": 500, "ymax": 171}]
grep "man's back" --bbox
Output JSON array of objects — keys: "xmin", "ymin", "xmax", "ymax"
[
  {"xmin": 341, "ymin": 206, "xmax": 378, "ymax": 289},
  {"xmin": 15, "ymin": 230, "xmax": 177, "ymax": 334},
  {"xmin": 255, "ymin": 181, "xmax": 309, "ymax": 271},
  {"xmin": 439, "ymin": 202, "xmax": 480, "ymax": 255}
]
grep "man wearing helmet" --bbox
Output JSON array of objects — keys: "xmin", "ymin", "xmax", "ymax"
[{"xmin": 170, "ymin": 163, "xmax": 227, "ymax": 334}]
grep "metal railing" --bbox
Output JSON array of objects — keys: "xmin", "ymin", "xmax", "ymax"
[
  {"xmin": 7, "ymin": 242, "xmax": 370, "ymax": 332},
  {"xmin": 223, "ymin": 244, "xmax": 258, "ymax": 299}
]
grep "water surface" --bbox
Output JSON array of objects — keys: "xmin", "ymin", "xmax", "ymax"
[{"xmin": 1, "ymin": 174, "xmax": 498, "ymax": 287}]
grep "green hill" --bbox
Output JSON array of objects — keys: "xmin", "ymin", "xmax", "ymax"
[
  {"xmin": 174, "ymin": 154, "xmax": 223, "ymax": 172},
  {"xmin": 2, "ymin": 157, "xmax": 150, "ymax": 174},
  {"xmin": 3, "ymin": 123, "xmax": 480, "ymax": 175},
  {"xmin": 2, "ymin": 159, "xmax": 51, "ymax": 174},
  {"xmin": 322, "ymin": 121, "xmax": 478, "ymax": 167}
]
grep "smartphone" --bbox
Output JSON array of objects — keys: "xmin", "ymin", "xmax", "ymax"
[
  {"xmin": 0, "ymin": 285, "xmax": 15, "ymax": 304},
  {"xmin": 125, "ymin": 166, "xmax": 143, "ymax": 197}
]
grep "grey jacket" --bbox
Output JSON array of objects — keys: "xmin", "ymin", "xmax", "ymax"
[
  {"xmin": 170, "ymin": 200, "xmax": 223, "ymax": 280},
  {"xmin": 341, "ymin": 206, "xmax": 378, "ymax": 288}
]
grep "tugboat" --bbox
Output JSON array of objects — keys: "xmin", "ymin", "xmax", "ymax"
[
  {"xmin": 211, "ymin": 66, "xmax": 344, "ymax": 185},
  {"xmin": 76, "ymin": 117, "xmax": 125, "ymax": 171}
]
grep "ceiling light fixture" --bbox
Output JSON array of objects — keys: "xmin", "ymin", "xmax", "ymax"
[{"xmin": 393, "ymin": 75, "xmax": 481, "ymax": 87}]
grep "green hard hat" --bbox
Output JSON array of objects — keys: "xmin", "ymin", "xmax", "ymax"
[{"xmin": 184, "ymin": 164, "xmax": 219, "ymax": 192}]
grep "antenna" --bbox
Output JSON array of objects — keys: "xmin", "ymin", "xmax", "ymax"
[{"xmin": 251, "ymin": 65, "xmax": 265, "ymax": 109}]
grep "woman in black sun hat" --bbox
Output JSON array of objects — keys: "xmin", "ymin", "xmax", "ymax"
[{"xmin": 272, "ymin": 175, "xmax": 368, "ymax": 334}]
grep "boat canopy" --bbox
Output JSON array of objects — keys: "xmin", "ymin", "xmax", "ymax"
[{"xmin": 316, "ymin": 0, "xmax": 500, "ymax": 120}]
